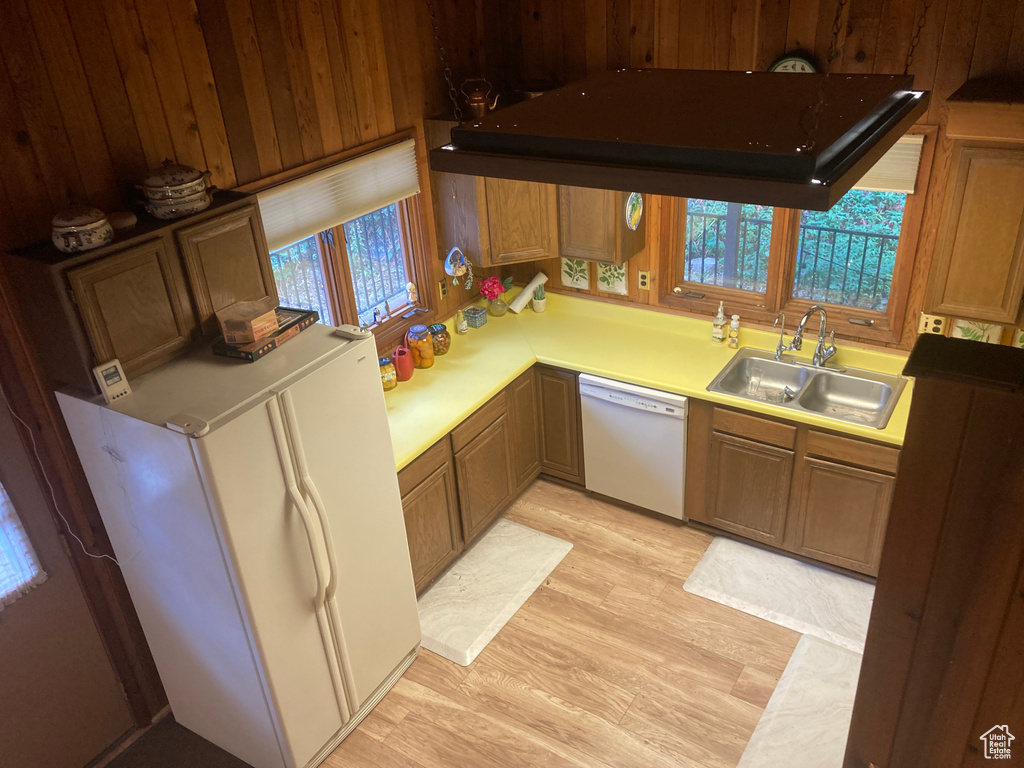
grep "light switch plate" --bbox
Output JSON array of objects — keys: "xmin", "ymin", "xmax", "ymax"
[
  {"xmin": 918, "ymin": 313, "xmax": 946, "ymax": 334},
  {"xmin": 638, "ymin": 270, "xmax": 651, "ymax": 290},
  {"xmin": 438, "ymin": 278, "xmax": 448, "ymax": 301}
]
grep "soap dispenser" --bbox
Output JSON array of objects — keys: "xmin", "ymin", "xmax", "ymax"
[{"xmin": 712, "ymin": 302, "xmax": 727, "ymax": 345}]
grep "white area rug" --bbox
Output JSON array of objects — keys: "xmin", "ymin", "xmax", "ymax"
[
  {"xmin": 738, "ymin": 636, "xmax": 863, "ymax": 768},
  {"xmin": 417, "ymin": 518, "xmax": 572, "ymax": 666},
  {"xmin": 683, "ymin": 537, "xmax": 874, "ymax": 652}
]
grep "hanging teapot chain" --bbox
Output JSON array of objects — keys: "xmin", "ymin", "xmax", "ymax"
[
  {"xmin": 903, "ymin": 0, "xmax": 934, "ymax": 75},
  {"xmin": 425, "ymin": 0, "xmax": 463, "ymax": 122}
]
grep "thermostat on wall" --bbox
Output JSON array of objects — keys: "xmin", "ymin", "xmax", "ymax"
[{"xmin": 93, "ymin": 359, "xmax": 132, "ymax": 404}]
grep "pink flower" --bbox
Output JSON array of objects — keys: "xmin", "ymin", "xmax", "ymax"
[{"xmin": 476, "ymin": 275, "xmax": 506, "ymax": 301}]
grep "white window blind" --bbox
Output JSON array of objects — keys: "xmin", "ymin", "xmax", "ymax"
[
  {"xmin": 854, "ymin": 133, "xmax": 925, "ymax": 194},
  {"xmin": 0, "ymin": 481, "xmax": 46, "ymax": 611},
  {"xmin": 258, "ymin": 139, "xmax": 421, "ymax": 252}
]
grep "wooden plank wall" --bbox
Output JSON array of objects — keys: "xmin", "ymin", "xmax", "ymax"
[{"xmin": 487, "ymin": 0, "xmax": 1024, "ymax": 350}]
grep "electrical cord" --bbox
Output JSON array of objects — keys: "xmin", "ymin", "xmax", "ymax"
[{"xmin": 0, "ymin": 376, "xmax": 121, "ymax": 567}]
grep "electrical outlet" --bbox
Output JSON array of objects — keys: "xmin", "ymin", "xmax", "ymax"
[
  {"xmin": 918, "ymin": 313, "xmax": 946, "ymax": 334},
  {"xmin": 438, "ymin": 278, "xmax": 448, "ymax": 301},
  {"xmin": 638, "ymin": 270, "xmax": 651, "ymax": 290}
]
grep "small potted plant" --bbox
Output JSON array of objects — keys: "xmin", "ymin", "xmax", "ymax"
[
  {"xmin": 477, "ymin": 275, "xmax": 514, "ymax": 317},
  {"xmin": 532, "ymin": 283, "xmax": 547, "ymax": 313}
]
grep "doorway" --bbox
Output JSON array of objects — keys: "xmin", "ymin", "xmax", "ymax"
[{"xmin": 0, "ymin": 391, "xmax": 132, "ymax": 767}]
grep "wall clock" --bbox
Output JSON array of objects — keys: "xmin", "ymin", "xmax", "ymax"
[{"xmin": 769, "ymin": 54, "xmax": 817, "ymax": 73}]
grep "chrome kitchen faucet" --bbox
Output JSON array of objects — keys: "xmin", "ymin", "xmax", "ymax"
[{"xmin": 791, "ymin": 305, "xmax": 839, "ymax": 367}]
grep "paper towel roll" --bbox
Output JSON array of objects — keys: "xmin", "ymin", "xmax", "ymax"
[{"xmin": 508, "ymin": 271, "xmax": 549, "ymax": 314}]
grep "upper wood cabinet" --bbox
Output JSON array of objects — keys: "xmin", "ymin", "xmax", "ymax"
[
  {"xmin": 65, "ymin": 239, "xmax": 196, "ymax": 382},
  {"xmin": 558, "ymin": 186, "xmax": 646, "ymax": 264},
  {"xmin": 482, "ymin": 178, "xmax": 559, "ymax": 265},
  {"xmin": 927, "ymin": 143, "xmax": 1024, "ymax": 323},
  {"xmin": 176, "ymin": 205, "xmax": 278, "ymax": 334},
  {"xmin": 427, "ymin": 119, "xmax": 559, "ymax": 268},
  {"xmin": 4, "ymin": 193, "xmax": 277, "ymax": 393}
]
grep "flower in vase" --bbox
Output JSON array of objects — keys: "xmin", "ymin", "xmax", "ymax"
[{"xmin": 477, "ymin": 275, "xmax": 513, "ymax": 302}]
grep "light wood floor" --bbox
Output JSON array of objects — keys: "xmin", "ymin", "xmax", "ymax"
[{"xmin": 326, "ymin": 478, "xmax": 801, "ymax": 768}]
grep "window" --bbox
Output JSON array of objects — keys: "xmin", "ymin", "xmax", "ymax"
[
  {"xmin": 662, "ymin": 130, "xmax": 933, "ymax": 343},
  {"xmin": 794, "ymin": 190, "xmax": 906, "ymax": 311},
  {"xmin": 258, "ymin": 136, "xmax": 428, "ymax": 344},
  {"xmin": 0, "ymin": 481, "xmax": 46, "ymax": 611},
  {"xmin": 683, "ymin": 200, "xmax": 773, "ymax": 293}
]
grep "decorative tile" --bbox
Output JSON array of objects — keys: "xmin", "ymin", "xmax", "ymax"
[
  {"xmin": 1013, "ymin": 328, "xmax": 1024, "ymax": 349},
  {"xmin": 560, "ymin": 258, "xmax": 590, "ymax": 290},
  {"xmin": 417, "ymin": 519, "xmax": 572, "ymax": 666},
  {"xmin": 738, "ymin": 636, "xmax": 863, "ymax": 768},
  {"xmin": 596, "ymin": 262, "xmax": 628, "ymax": 295},
  {"xmin": 683, "ymin": 537, "xmax": 874, "ymax": 653},
  {"xmin": 951, "ymin": 319, "xmax": 1002, "ymax": 344}
]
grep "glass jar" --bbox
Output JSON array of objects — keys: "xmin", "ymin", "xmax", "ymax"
[
  {"xmin": 489, "ymin": 295, "xmax": 509, "ymax": 317},
  {"xmin": 429, "ymin": 323, "xmax": 451, "ymax": 356},
  {"xmin": 405, "ymin": 324, "xmax": 435, "ymax": 369},
  {"xmin": 379, "ymin": 356, "xmax": 397, "ymax": 391}
]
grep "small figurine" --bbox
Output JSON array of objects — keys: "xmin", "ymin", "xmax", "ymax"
[
  {"xmin": 406, "ymin": 281, "xmax": 418, "ymax": 305},
  {"xmin": 373, "ymin": 308, "xmax": 383, "ymax": 325},
  {"xmin": 384, "ymin": 300, "xmax": 391, "ymax": 317}
]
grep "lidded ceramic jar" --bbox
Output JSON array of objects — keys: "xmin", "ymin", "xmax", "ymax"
[
  {"xmin": 51, "ymin": 207, "xmax": 114, "ymax": 254},
  {"xmin": 140, "ymin": 160, "xmax": 211, "ymax": 200},
  {"xmin": 139, "ymin": 160, "xmax": 213, "ymax": 220}
]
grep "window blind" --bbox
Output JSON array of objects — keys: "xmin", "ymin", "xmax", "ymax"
[
  {"xmin": 853, "ymin": 133, "xmax": 925, "ymax": 194},
  {"xmin": 0, "ymin": 481, "xmax": 46, "ymax": 611},
  {"xmin": 258, "ymin": 139, "xmax": 421, "ymax": 252}
]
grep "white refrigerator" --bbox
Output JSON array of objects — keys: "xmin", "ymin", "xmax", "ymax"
[{"xmin": 57, "ymin": 325, "xmax": 420, "ymax": 768}]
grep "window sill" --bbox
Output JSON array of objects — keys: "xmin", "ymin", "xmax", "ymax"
[{"xmin": 372, "ymin": 307, "xmax": 436, "ymax": 355}]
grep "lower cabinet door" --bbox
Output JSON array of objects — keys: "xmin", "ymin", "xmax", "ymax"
[
  {"xmin": 401, "ymin": 460, "xmax": 462, "ymax": 594},
  {"xmin": 537, "ymin": 367, "xmax": 583, "ymax": 484},
  {"xmin": 707, "ymin": 431, "xmax": 794, "ymax": 546},
  {"xmin": 454, "ymin": 414, "xmax": 515, "ymax": 544},
  {"xmin": 789, "ymin": 457, "xmax": 895, "ymax": 575},
  {"xmin": 507, "ymin": 369, "xmax": 541, "ymax": 490}
]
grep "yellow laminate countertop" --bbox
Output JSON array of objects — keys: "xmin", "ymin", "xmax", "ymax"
[{"xmin": 387, "ymin": 291, "xmax": 912, "ymax": 471}]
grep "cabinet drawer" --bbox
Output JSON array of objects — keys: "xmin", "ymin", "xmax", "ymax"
[
  {"xmin": 805, "ymin": 431, "xmax": 899, "ymax": 474},
  {"xmin": 712, "ymin": 407, "xmax": 797, "ymax": 449},
  {"xmin": 398, "ymin": 438, "xmax": 452, "ymax": 497},
  {"xmin": 452, "ymin": 391, "xmax": 507, "ymax": 453}
]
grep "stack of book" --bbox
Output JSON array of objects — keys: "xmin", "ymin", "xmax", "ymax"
[{"xmin": 213, "ymin": 307, "xmax": 319, "ymax": 362}]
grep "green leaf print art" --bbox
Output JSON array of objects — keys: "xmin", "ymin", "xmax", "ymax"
[
  {"xmin": 561, "ymin": 258, "xmax": 590, "ymax": 289},
  {"xmin": 597, "ymin": 263, "xmax": 628, "ymax": 295}
]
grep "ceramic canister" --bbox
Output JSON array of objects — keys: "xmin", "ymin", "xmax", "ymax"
[{"xmin": 51, "ymin": 207, "xmax": 114, "ymax": 254}]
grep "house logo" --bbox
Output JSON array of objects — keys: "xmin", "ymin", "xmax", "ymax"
[{"xmin": 980, "ymin": 725, "xmax": 1014, "ymax": 759}]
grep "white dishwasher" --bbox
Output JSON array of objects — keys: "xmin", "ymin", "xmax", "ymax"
[{"xmin": 579, "ymin": 374, "xmax": 687, "ymax": 520}]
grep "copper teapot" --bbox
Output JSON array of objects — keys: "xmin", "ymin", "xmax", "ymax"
[{"xmin": 461, "ymin": 79, "xmax": 499, "ymax": 119}]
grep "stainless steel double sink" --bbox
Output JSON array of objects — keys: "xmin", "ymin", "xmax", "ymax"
[{"xmin": 706, "ymin": 347, "xmax": 908, "ymax": 429}]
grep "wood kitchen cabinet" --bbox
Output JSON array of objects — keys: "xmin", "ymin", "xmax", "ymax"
[
  {"xmin": 688, "ymin": 400, "xmax": 899, "ymax": 576},
  {"xmin": 397, "ymin": 438, "xmax": 463, "ymax": 593},
  {"xmin": 452, "ymin": 392, "xmax": 516, "ymax": 544},
  {"xmin": 176, "ymin": 204, "xmax": 278, "ymax": 334},
  {"xmin": 705, "ymin": 409, "xmax": 795, "ymax": 547},
  {"xmin": 65, "ymin": 238, "xmax": 196, "ymax": 382},
  {"xmin": 536, "ymin": 365, "xmax": 584, "ymax": 485},
  {"xmin": 926, "ymin": 143, "xmax": 1024, "ymax": 323},
  {"xmin": 427, "ymin": 119, "xmax": 559, "ymax": 267},
  {"xmin": 506, "ymin": 368, "xmax": 541, "ymax": 490},
  {"xmin": 4, "ymin": 192, "xmax": 278, "ymax": 392},
  {"xmin": 558, "ymin": 186, "xmax": 646, "ymax": 264}
]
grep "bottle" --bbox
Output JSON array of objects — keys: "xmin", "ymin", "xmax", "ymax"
[
  {"xmin": 712, "ymin": 301, "xmax": 727, "ymax": 345},
  {"xmin": 728, "ymin": 315, "xmax": 740, "ymax": 349},
  {"xmin": 455, "ymin": 309, "xmax": 468, "ymax": 335}
]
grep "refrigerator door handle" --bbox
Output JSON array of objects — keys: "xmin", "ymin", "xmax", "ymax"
[
  {"xmin": 266, "ymin": 398, "xmax": 327, "ymax": 610},
  {"xmin": 279, "ymin": 390, "xmax": 361, "ymax": 713},
  {"xmin": 281, "ymin": 390, "xmax": 338, "ymax": 600}
]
